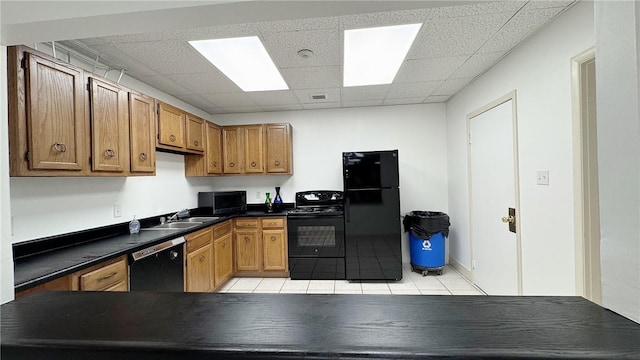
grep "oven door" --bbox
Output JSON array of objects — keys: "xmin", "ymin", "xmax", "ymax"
[{"xmin": 287, "ymin": 215, "xmax": 345, "ymax": 257}]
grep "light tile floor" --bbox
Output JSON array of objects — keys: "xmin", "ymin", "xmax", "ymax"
[{"xmin": 217, "ymin": 264, "xmax": 486, "ymax": 295}]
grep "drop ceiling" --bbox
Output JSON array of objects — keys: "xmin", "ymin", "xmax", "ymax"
[{"xmin": 59, "ymin": 0, "xmax": 576, "ymax": 115}]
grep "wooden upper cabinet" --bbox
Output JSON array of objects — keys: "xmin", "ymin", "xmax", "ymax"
[
  {"xmin": 23, "ymin": 51, "xmax": 86, "ymax": 173},
  {"xmin": 206, "ymin": 122, "xmax": 223, "ymax": 175},
  {"xmin": 129, "ymin": 93, "xmax": 156, "ymax": 173},
  {"xmin": 222, "ymin": 126, "xmax": 243, "ymax": 174},
  {"xmin": 88, "ymin": 77, "xmax": 128, "ymax": 173},
  {"xmin": 265, "ymin": 124, "xmax": 292, "ymax": 174},
  {"xmin": 244, "ymin": 125, "xmax": 264, "ymax": 174},
  {"xmin": 157, "ymin": 102, "xmax": 185, "ymax": 149},
  {"xmin": 186, "ymin": 114, "xmax": 205, "ymax": 152}
]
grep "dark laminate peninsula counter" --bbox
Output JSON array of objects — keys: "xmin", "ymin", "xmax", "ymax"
[{"xmin": 2, "ymin": 292, "xmax": 639, "ymax": 360}]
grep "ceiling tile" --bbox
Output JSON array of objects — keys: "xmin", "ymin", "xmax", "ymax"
[
  {"xmin": 522, "ymin": 1, "xmax": 575, "ymax": 11},
  {"xmin": 166, "ymin": 72, "xmax": 241, "ymax": 94},
  {"xmin": 340, "ymin": 9, "xmax": 431, "ymax": 29},
  {"xmin": 201, "ymin": 93, "xmax": 259, "ymax": 107},
  {"xmin": 294, "ymin": 88, "xmax": 341, "ymax": 104},
  {"xmin": 383, "ymin": 97, "xmax": 427, "ymax": 106},
  {"xmin": 90, "ymin": 44, "xmax": 159, "ymax": 77},
  {"xmin": 175, "ymin": 94, "xmax": 214, "ymax": 110},
  {"xmin": 302, "ymin": 102, "xmax": 341, "ymax": 110},
  {"xmin": 280, "ymin": 66, "xmax": 341, "ymax": 89},
  {"xmin": 424, "ymin": 95, "xmax": 451, "ymax": 103},
  {"xmin": 479, "ymin": 8, "xmax": 564, "ymax": 54},
  {"xmin": 262, "ymin": 104, "xmax": 304, "ymax": 112},
  {"xmin": 204, "ymin": 107, "xmax": 226, "ymax": 114},
  {"xmin": 247, "ymin": 90, "xmax": 299, "ymax": 106},
  {"xmin": 262, "ymin": 29, "xmax": 340, "ymax": 68},
  {"xmin": 257, "ymin": 17, "xmax": 339, "ymax": 33},
  {"xmin": 221, "ymin": 106, "xmax": 264, "ymax": 113},
  {"xmin": 113, "ymin": 40, "xmax": 215, "ymax": 74},
  {"xmin": 386, "ymin": 82, "xmax": 440, "ymax": 99},
  {"xmin": 432, "ymin": 78, "xmax": 473, "ymax": 96},
  {"xmin": 428, "ymin": 1, "xmax": 524, "ymax": 19},
  {"xmin": 342, "ymin": 85, "xmax": 390, "ymax": 102},
  {"xmin": 450, "ymin": 52, "xmax": 506, "ymax": 79},
  {"xmin": 99, "ymin": 31, "xmax": 181, "ymax": 44},
  {"xmin": 408, "ymin": 12, "xmax": 513, "ymax": 58},
  {"xmin": 343, "ymin": 100, "xmax": 384, "ymax": 108},
  {"xmin": 137, "ymin": 75, "xmax": 192, "ymax": 96},
  {"xmin": 173, "ymin": 23, "xmax": 262, "ymax": 41},
  {"xmin": 395, "ymin": 57, "xmax": 468, "ymax": 82}
]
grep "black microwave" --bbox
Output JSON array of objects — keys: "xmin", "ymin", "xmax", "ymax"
[{"xmin": 198, "ymin": 191, "xmax": 247, "ymax": 215}]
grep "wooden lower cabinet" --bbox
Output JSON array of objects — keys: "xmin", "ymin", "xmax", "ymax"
[
  {"xmin": 213, "ymin": 221, "xmax": 233, "ymax": 287},
  {"xmin": 234, "ymin": 217, "xmax": 288, "ymax": 276},
  {"xmin": 185, "ymin": 227, "xmax": 214, "ymax": 293},
  {"xmin": 15, "ymin": 275, "xmax": 71, "ymax": 299}
]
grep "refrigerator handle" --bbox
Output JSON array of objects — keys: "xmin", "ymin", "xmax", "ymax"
[{"xmin": 345, "ymin": 195, "xmax": 350, "ymax": 223}]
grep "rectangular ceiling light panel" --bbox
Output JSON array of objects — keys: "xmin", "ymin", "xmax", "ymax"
[
  {"xmin": 189, "ymin": 36, "xmax": 288, "ymax": 92},
  {"xmin": 344, "ymin": 23, "xmax": 422, "ymax": 87}
]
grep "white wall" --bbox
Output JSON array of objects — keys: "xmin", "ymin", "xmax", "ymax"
[
  {"xmin": 594, "ymin": 1, "xmax": 640, "ymax": 323},
  {"xmin": 445, "ymin": 2, "xmax": 594, "ymax": 295},
  {"xmin": 1, "ymin": 44, "xmax": 16, "ymax": 303},
  {"xmin": 214, "ymin": 104, "xmax": 449, "ymax": 262}
]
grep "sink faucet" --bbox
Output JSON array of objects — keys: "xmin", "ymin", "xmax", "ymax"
[{"xmin": 167, "ymin": 209, "xmax": 190, "ymax": 222}]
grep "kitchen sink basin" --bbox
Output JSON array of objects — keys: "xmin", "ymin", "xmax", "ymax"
[
  {"xmin": 141, "ymin": 222, "xmax": 202, "ymax": 230},
  {"xmin": 177, "ymin": 217, "xmax": 221, "ymax": 223}
]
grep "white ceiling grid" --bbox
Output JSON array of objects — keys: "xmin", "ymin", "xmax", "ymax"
[{"xmin": 68, "ymin": 0, "xmax": 575, "ymax": 115}]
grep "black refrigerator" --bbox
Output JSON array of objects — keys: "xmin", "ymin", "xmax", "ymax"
[{"xmin": 343, "ymin": 150, "xmax": 402, "ymax": 281}]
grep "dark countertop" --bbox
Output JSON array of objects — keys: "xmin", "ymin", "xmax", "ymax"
[
  {"xmin": 13, "ymin": 210, "xmax": 288, "ymax": 292},
  {"xmin": 2, "ymin": 292, "xmax": 639, "ymax": 359}
]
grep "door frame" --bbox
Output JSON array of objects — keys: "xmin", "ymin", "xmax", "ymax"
[
  {"xmin": 466, "ymin": 90, "xmax": 523, "ymax": 295},
  {"xmin": 571, "ymin": 47, "xmax": 601, "ymax": 304}
]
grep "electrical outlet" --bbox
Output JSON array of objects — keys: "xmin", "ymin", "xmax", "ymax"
[
  {"xmin": 536, "ymin": 170, "xmax": 549, "ymax": 185},
  {"xmin": 256, "ymin": 191, "xmax": 261, "ymax": 199},
  {"xmin": 113, "ymin": 204, "xmax": 122, "ymax": 218}
]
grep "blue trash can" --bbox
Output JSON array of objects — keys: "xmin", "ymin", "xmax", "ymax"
[
  {"xmin": 403, "ymin": 211, "xmax": 450, "ymax": 276},
  {"xmin": 409, "ymin": 231, "xmax": 445, "ymax": 269}
]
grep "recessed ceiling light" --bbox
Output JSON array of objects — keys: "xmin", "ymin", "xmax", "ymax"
[
  {"xmin": 343, "ymin": 23, "xmax": 422, "ymax": 87},
  {"xmin": 189, "ymin": 36, "xmax": 288, "ymax": 92}
]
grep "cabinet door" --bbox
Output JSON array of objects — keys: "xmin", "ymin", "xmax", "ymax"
[
  {"xmin": 186, "ymin": 244, "xmax": 214, "ymax": 292},
  {"xmin": 186, "ymin": 114, "xmax": 205, "ymax": 152},
  {"xmin": 265, "ymin": 124, "xmax": 292, "ymax": 174},
  {"xmin": 157, "ymin": 102, "xmax": 185, "ymax": 149},
  {"xmin": 244, "ymin": 125, "xmax": 264, "ymax": 174},
  {"xmin": 206, "ymin": 122, "xmax": 222, "ymax": 175},
  {"xmin": 129, "ymin": 93, "xmax": 156, "ymax": 173},
  {"xmin": 89, "ymin": 77, "xmax": 128, "ymax": 172},
  {"xmin": 235, "ymin": 229, "xmax": 261, "ymax": 271},
  {"xmin": 262, "ymin": 229, "xmax": 287, "ymax": 271},
  {"xmin": 214, "ymin": 233, "xmax": 233, "ymax": 286},
  {"xmin": 223, "ymin": 127, "xmax": 242, "ymax": 174},
  {"xmin": 25, "ymin": 52, "xmax": 85, "ymax": 171}
]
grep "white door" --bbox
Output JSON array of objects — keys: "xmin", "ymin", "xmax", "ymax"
[{"xmin": 469, "ymin": 98, "xmax": 520, "ymax": 295}]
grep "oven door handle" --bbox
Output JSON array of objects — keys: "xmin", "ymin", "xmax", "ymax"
[{"xmin": 288, "ymin": 215, "xmax": 344, "ymax": 219}]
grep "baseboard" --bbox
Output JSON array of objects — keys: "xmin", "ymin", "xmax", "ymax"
[{"xmin": 449, "ymin": 257, "xmax": 472, "ymax": 281}]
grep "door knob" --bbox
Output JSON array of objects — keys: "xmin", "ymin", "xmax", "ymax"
[{"xmin": 501, "ymin": 215, "xmax": 515, "ymax": 224}]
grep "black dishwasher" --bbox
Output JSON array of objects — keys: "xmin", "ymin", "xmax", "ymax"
[{"xmin": 129, "ymin": 237, "xmax": 185, "ymax": 292}]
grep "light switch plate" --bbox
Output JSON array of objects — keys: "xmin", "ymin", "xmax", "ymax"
[
  {"xmin": 113, "ymin": 204, "xmax": 122, "ymax": 218},
  {"xmin": 536, "ymin": 170, "xmax": 549, "ymax": 185}
]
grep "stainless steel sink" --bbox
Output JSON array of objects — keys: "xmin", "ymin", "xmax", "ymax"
[
  {"xmin": 177, "ymin": 217, "xmax": 221, "ymax": 223},
  {"xmin": 141, "ymin": 222, "xmax": 202, "ymax": 230}
]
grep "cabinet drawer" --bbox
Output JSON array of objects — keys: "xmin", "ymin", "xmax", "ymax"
[
  {"xmin": 80, "ymin": 259, "xmax": 127, "ymax": 291},
  {"xmin": 103, "ymin": 280, "xmax": 128, "ymax": 292},
  {"xmin": 235, "ymin": 218, "xmax": 258, "ymax": 229},
  {"xmin": 186, "ymin": 227, "xmax": 213, "ymax": 253},
  {"xmin": 213, "ymin": 221, "xmax": 232, "ymax": 238},
  {"xmin": 261, "ymin": 218, "xmax": 284, "ymax": 229}
]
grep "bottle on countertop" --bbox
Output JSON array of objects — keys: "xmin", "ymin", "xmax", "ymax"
[
  {"xmin": 129, "ymin": 215, "xmax": 140, "ymax": 234},
  {"xmin": 273, "ymin": 186, "xmax": 283, "ymax": 211},
  {"xmin": 265, "ymin": 192, "xmax": 273, "ymax": 213}
]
